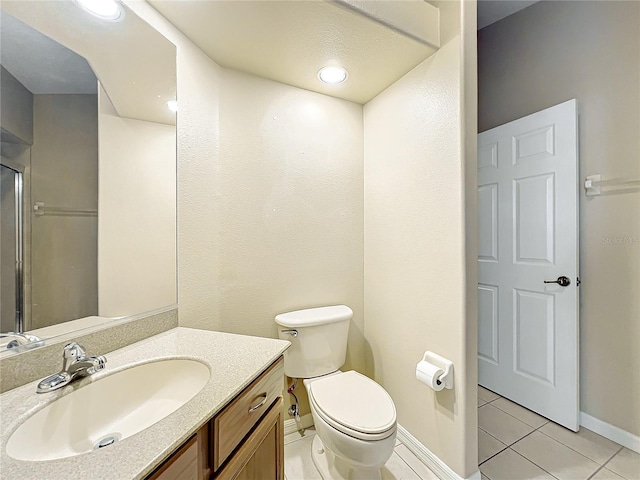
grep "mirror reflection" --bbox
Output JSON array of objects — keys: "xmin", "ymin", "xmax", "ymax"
[{"xmin": 0, "ymin": 1, "xmax": 177, "ymax": 353}]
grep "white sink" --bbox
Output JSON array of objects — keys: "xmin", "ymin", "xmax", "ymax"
[{"xmin": 6, "ymin": 359, "xmax": 210, "ymax": 461}]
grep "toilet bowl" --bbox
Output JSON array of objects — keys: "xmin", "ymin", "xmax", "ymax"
[
  {"xmin": 303, "ymin": 371, "xmax": 397, "ymax": 479},
  {"xmin": 275, "ymin": 305, "xmax": 397, "ymax": 479}
]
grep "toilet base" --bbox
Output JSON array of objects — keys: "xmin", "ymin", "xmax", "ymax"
[{"xmin": 311, "ymin": 435, "xmax": 383, "ymax": 480}]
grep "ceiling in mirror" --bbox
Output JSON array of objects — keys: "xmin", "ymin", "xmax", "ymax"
[
  {"xmin": 2, "ymin": 0, "xmax": 176, "ymax": 125},
  {"xmin": 149, "ymin": 0, "xmax": 440, "ymax": 104},
  {"xmin": 1, "ymin": 13, "xmax": 97, "ymax": 94}
]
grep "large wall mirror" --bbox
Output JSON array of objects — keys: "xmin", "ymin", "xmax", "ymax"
[{"xmin": 0, "ymin": 0, "xmax": 177, "ymax": 357}]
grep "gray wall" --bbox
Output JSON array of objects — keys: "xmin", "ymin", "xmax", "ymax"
[
  {"xmin": 478, "ymin": 1, "xmax": 640, "ymax": 436},
  {"xmin": 0, "ymin": 66, "xmax": 33, "ymax": 145},
  {"xmin": 30, "ymin": 94, "xmax": 98, "ymax": 329},
  {"xmin": 0, "ymin": 68, "xmax": 33, "ymax": 332}
]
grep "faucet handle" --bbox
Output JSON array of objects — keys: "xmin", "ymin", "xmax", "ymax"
[
  {"xmin": 63, "ymin": 342, "xmax": 86, "ymax": 357},
  {"xmin": 87, "ymin": 355, "xmax": 107, "ymax": 375},
  {"xmin": 62, "ymin": 343, "xmax": 86, "ymax": 370}
]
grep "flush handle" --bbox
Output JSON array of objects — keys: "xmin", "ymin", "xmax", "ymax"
[
  {"xmin": 544, "ymin": 276, "xmax": 571, "ymax": 287},
  {"xmin": 280, "ymin": 329, "xmax": 298, "ymax": 337}
]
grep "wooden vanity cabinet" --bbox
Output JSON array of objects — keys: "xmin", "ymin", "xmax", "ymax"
[
  {"xmin": 147, "ymin": 357, "xmax": 285, "ymax": 480},
  {"xmin": 215, "ymin": 397, "xmax": 283, "ymax": 480}
]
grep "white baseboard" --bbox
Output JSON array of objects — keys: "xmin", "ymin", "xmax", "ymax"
[
  {"xmin": 284, "ymin": 413, "xmax": 315, "ymax": 436},
  {"xmin": 580, "ymin": 412, "xmax": 640, "ymax": 453},
  {"xmin": 397, "ymin": 424, "xmax": 481, "ymax": 480}
]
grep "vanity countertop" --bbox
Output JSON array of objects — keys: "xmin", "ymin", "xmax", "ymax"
[{"xmin": 0, "ymin": 327, "xmax": 290, "ymax": 479}]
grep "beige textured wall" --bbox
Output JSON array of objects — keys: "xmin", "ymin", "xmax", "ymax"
[
  {"xmin": 97, "ymin": 87, "xmax": 177, "ymax": 318},
  {"xmin": 128, "ymin": 2, "xmax": 364, "ymax": 418},
  {"xmin": 215, "ymin": 69, "xmax": 364, "ymax": 363},
  {"xmin": 131, "ymin": 0, "xmax": 365, "ymax": 413},
  {"xmin": 478, "ymin": 1, "xmax": 640, "ymax": 437},
  {"xmin": 462, "ymin": 0, "xmax": 479, "ymax": 474},
  {"xmin": 216, "ymin": 69, "xmax": 364, "ymax": 415},
  {"xmin": 124, "ymin": 0, "xmax": 224, "ymax": 331},
  {"xmin": 171, "ymin": 66, "xmax": 364, "ymax": 359},
  {"xmin": 135, "ymin": 3, "xmax": 477, "ymax": 472},
  {"xmin": 363, "ymin": 1, "xmax": 477, "ymax": 476},
  {"xmin": 30, "ymin": 94, "xmax": 98, "ymax": 329}
]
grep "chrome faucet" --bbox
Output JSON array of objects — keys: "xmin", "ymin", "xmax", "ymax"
[
  {"xmin": 0, "ymin": 332, "xmax": 43, "ymax": 349},
  {"xmin": 37, "ymin": 342, "xmax": 107, "ymax": 393}
]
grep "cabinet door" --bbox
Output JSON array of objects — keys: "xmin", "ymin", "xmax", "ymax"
[
  {"xmin": 148, "ymin": 424, "xmax": 210, "ymax": 480},
  {"xmin": 148, "ymin": 436, "xmax": 198, "ymax": 480},
  {"xmin": 216, "ymin": 397, "xmax": 284, "ymax": 480},
  {"xmin": 214, "ymin": 358, "xmax": 284, "ymax": 470}
]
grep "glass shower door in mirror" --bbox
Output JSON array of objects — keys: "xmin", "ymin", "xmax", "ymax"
[{"xmin": 0, "ymin": 161, "xmax": 24, "ymax": 333}]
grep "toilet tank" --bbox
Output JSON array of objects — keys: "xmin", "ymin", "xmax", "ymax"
[{"xmin": 275, "ymin": 305, "xmax": 352, "ymax": 379}]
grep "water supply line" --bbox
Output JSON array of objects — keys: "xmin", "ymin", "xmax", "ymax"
[{"xmin": 287, "ymin": 378, "xmax": 305, "ymax": 435}]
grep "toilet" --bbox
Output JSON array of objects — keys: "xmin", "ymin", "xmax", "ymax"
[{"xmin": 275, "ymin": 305, "xmax": 397, "ymax": 480}]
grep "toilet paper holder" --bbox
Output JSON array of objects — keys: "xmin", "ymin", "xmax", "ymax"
[{"xmin": 422, "ymin": 351, "xmax": 454, "ymax": 390}]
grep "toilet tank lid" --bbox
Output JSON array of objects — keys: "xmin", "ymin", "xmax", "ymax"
[{"xmin": 275, "ymin": 305, "xmax": 353, "ymax": 328}]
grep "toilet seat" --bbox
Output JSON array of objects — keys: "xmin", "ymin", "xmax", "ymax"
[{"xmin": 307, "ymin": 371, "xmax": 396, "ymax": 441}]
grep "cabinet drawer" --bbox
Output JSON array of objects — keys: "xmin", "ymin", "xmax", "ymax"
[{"xmin": 213, "ymin": 358, "xmax": 284, "ymax": 471}]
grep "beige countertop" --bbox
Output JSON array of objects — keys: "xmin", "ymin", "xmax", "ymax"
[{"xmin": 0, "ymin": 327, "xmax": 290, "ymax": 479}]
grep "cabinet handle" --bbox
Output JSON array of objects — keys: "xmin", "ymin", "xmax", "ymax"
[{"xmin": 248, "ymin": 393, "xmax": 268, "ymax": 413}]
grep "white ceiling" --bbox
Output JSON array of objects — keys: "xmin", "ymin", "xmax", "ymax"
[
  {"xmin": 149, "ymin": 0, "xmax": 440, "ymax": 105},
  {"xmin": 477, "ymin": 0, "xmax": 540, "ymax": 30},
  {"xmin": 1, "ymin": 12, "xmax": 97, "ymax": 95}
]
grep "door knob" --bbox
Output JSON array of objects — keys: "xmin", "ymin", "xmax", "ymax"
[{"xmin": 544, "ymin": 276, "xmax": 571, "ymax": 287}]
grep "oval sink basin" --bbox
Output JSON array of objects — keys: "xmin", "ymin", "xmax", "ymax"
[{"xmin": 6, "ymin": 359, "xmax": 210, "ymax": 461}]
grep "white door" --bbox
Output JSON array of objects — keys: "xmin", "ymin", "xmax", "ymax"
[{"xmin": 477, "ymin": 99, "xmax": 579, "ymax": 430}]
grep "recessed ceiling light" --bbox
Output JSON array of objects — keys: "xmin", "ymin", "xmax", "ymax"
[
  {"xmin": 75, "ymin": 0, "xmax": 122, "ymax": 20},
  {"xmin": 318, "ymin": 66, "xmax": 348, "ymax": 85},
  {"xmin": 167, "ymin": 101, "xmax": 178, "ymax": 113}
]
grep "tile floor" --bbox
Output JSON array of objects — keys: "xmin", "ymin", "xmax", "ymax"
[
  {"xmin": 478, "ymin": 386, "xmax": 640, "ymax": 480},
  {"xmin": 283, "ymin": 388, "xmax": 640, "ymax": 480},
  {"xmin": 283, "ymin": 427, "xmax": 439, "ymax": 480}
]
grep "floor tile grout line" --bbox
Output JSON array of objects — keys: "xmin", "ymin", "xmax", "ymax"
[
  {"xmin": 478, "ymin": 422, "xmax": 542, "ymax": 468},
  {"xmin": 506, "ymin": 424, "xmax": 542, "ymax": 447},
  {"xmin": 511, "ymin": 441, "xmax": 600, "ymax": 480},
  {"xmin": 585, "ymin": 463, "xmax": 610, "ymax": 480},
  {"xmin": 509, "ymin": 447, "xmax": 562, "ymax": 480},
  {"xmin": 479, "ymin": 389, "xmax": 556, "ymax": 429},
  {"xmin": 394, "ymin": 445, "xmax": 434, "ymax": 480},
  {"xmin": 480, "ymin": 398, "xmax": 550, "ymax": 431},
  {"xmin": 536, "ymin": 427, "xmax": 623, "ymax": 467},
  {"xmin": 478, "ymin": 441, "xmax": 509, "ymax": 467},
  {"xmin": 490, "ymin": 403, "xmax": 551, "ymax": 429},
  {"xmin": 478, "ymin": 409, "xmax": 542, "ymax": 451},
  {"xmin": 585, "ymin": 446, "xmax": 625, "ymax": 480},
  {"xmin": 478, "ymin": 392, "xmax": 615, "ymax": 475},
  {"xmin": 478, "ymin": 426, "xmax": 510, "ymax": 449},
  {"xmin": 507, "ymin": 424, "xmax": 608, "ymax": 478},
  {"xmin": 478, "ymin": 390, "xmax": 628, "ymax": 472},
  {"xmin": 479, "ymin": 395, "xmax": 500, "ymax": 404},
  {"xmin": 595, "ymin": 445, "xmax": 626, "ymax": 478}
]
